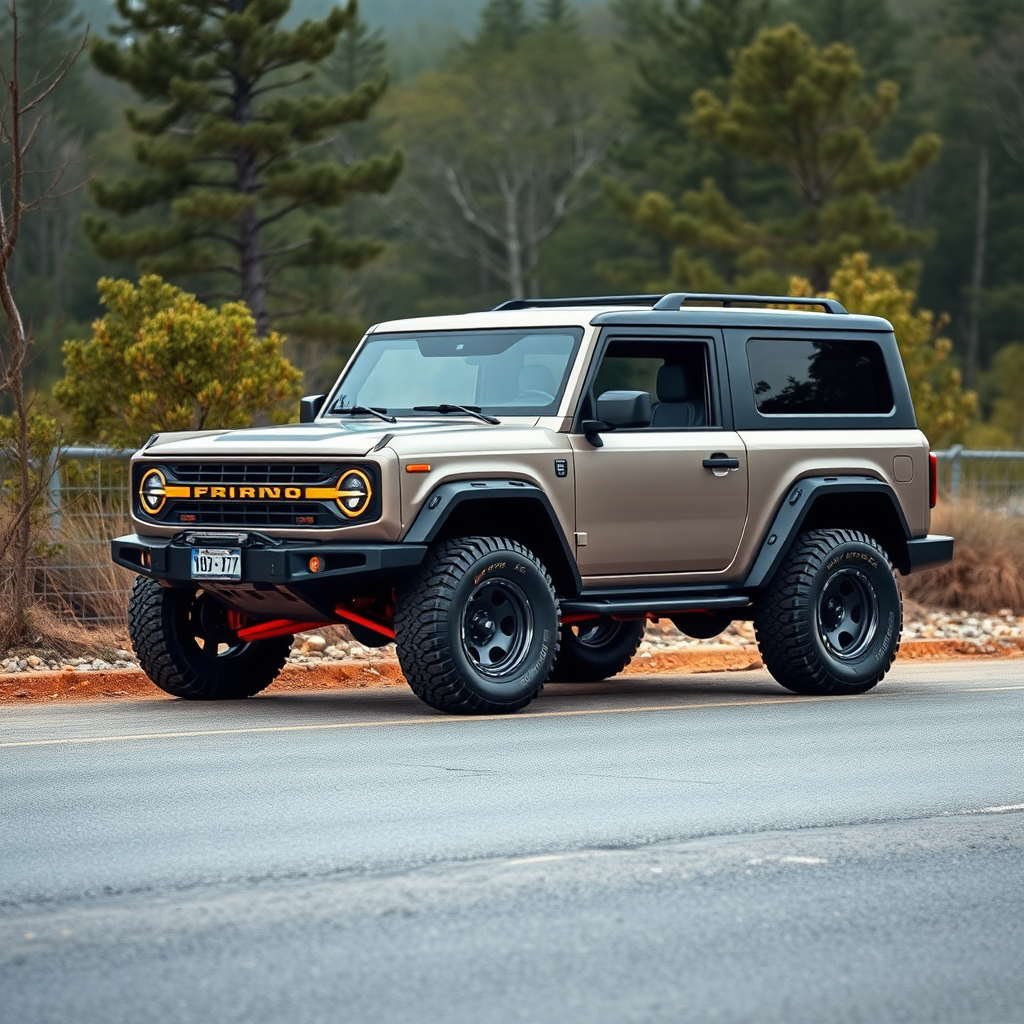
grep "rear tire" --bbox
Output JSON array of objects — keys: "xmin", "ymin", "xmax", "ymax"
[
  {"xmin": 128, "ymin": 577, "xmax": 291, "ymax": 700},
  {"xmin": 754, "ymin": 529, "xmax": 902, "ymax": 696},
  {"xmin": 394, "ymin": 537, "xmax": 559, "ymax": 714},
  {"xmin": 549, "ymin": 618, "xmax": 645, "ymax": 682}
]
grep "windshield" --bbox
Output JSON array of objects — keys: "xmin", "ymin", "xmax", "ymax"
[{"xmin": 326, "ymin": 329, "xmax": 584, "ymax": 417}]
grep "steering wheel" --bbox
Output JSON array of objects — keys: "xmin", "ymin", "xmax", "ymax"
[{"xmin": 515, "ymin": 389, "xmax": 556, "ymax": 404}]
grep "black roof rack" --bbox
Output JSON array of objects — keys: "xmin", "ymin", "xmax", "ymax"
[
  {"xmin": 492, "ymin": 292, "xmax": 848, "ymax": 315},
  {"xmin": 652, "ymin": 292, "xmax": 848, "ymax": 314},
  {"xmin": 492, "ymin": 295, "xmax": 664, "ymax": 311}
]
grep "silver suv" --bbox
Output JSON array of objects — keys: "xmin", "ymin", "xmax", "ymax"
[{"xmin": 112, "ymin": 292, "xmax": 953, "ymax": 713}]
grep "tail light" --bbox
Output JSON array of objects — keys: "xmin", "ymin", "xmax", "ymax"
[{"xmin": 929, "ymin": 452, "xmax": 938, "ymax": 509}]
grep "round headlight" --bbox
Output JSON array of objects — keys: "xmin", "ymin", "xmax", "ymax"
[
  {"xmin": 139, "ymin": 468, "xmax": 168, "ymax": 515},
  {"xmin": 335, "ymin": 469, "xmax": 372, "ymax": 518}
]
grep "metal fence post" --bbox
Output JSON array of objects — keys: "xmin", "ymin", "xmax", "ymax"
[
  {"xmin": 949, "ymin": 444, "xmax": 963, "ymax": 502},
  {"xmin": 46, "ymin": 447, "xmax": 62, "ymax": 531}
]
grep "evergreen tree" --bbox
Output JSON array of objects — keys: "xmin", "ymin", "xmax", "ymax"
[
  {"xmin": 612, "ymin": 0, "xmax": 770, "ymax": 155},
  {"xmin": 477, "ymin": 0, "xmax": 532, "ymax": 51},
  {"xmin": 939, "ymin": 0, "xmax": 1024, "ymax": 43},
  {"xmin": 540, "ymin": 0, "xmax": 580, "ymax": 29},
  {"xmin": 785, "ymin": 0, "xmax": 905, "ymax": 82},
  {"xmin": 605, "ymin": 0, "xmax": 774, "ymax": 263},
  {"xmin": 325, "ymin": 7, "xmax": 388, "ymax": 93},
  {"xmin": 616, "ymin": 25, "xmax": 942, "ymax": 292},
  {"xmin": 85, "ymin": 0, "xmax": 403, "ymax": 338}
]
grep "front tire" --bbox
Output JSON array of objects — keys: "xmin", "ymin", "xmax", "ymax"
[
  {"xmin": 754, "ymin": 529, "xmax": 902, "ymax": 695},
  {"xmin": 128, "ymin": 577, "xmax": 291, "ymax": 700},
  {"xmin": 394, "ymin": 537, "xmax": 559, "ymax": 714},
  {"xmin": 549, "ymin": 618, "xmax": 645, "ymax": 682}
]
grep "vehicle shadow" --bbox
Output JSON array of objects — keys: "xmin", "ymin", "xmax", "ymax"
[{"xmin": 87, "ymin": 668, "xmax": 790, "ymax": 728}]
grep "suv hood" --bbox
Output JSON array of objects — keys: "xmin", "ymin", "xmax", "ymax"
[{"xmin": 140, "ymin": 418, "xmax": 542, "ymax": 459}]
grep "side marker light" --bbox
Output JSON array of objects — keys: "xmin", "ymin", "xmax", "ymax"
[{"xmin": 406, "ymin": 464, "xmax": 431, "ymax": 473}]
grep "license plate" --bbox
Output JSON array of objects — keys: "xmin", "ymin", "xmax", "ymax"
[{"xmin": 190, "ymin": 547, "xmax": 242, "ymax": 581}]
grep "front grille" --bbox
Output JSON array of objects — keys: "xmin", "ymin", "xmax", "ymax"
[
  {"xmin": 136, "ymin": 460, "xmax": 381, "ymax": 528},
  {"xmin": 170, "ymin": 463, "xmax": 335, "ymax": 485},
  {"xmin": 169, "ymin": 502, "xmax": 332, "ymax": 527}
]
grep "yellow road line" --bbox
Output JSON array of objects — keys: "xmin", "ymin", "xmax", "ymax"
[{"xmin": 2, "ymin": 685, "xmax": 1022, "ymax": 750}]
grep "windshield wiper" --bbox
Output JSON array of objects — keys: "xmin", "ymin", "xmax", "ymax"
[
  {"xmin": 413, "ymin": 404, "xmax": 500, "ymax": 425},
  {"xmin": 330, "ymin": 404, "xmax": 397, "ymax": 424}
]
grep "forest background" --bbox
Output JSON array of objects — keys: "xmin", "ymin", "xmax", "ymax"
[{"xmin": 4, "ymin": 0, "xmax": 1024, "ymax": 448}]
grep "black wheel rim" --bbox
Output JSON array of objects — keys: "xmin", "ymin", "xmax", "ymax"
[
  {"xmin": 571, "ymin": 618, "xmax": 619, "ymax": 648},
  {"xmin": 460, "ymin": 578, "xmax": 534, "ymax": 678},
  {"xmin": 816, "ymin": 568, "xmax": 878, "ymax": 661},
  {"xmin": 183, "ymin": 591, "xmax": 252, "ymax": 662}
]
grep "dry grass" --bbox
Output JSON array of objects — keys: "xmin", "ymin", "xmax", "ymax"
[
  {"xmin": 4, "ymin": 604, "xmax": 130, "ymax": 661},
  {"xmin": 38, "ymin": 489, "xmax": 133, "ymax": 625},
  {"xmin": 1, "ymin": 476, "xmax": 133, "ymax": 656},
  {"xmin": 903, "ymin": 499, "xmax": 1024, "ymax": 613}
]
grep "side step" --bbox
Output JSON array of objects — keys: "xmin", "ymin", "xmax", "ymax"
[{"xmin": 560, "ymin": 594, "xmax": 753, "ymax": 618}]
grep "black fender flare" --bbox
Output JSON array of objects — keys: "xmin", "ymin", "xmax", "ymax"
[
  {"xmin": 743, "ymin": 476, "xmax": 913, "ymax": 589},
  {"xmin": 403, "ymin": 479, "xmax": 582, "ymax": 597}
]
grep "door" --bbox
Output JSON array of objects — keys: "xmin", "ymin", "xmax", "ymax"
[{"xmin": 571, "ymin": 335, "xmax": 748, "ymax": 578}]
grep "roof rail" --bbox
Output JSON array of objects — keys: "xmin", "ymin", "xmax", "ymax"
[
  {"xmin": 492, "ymin": 295, "xmax": 665, "ymax": 311},
  {"xmin": 652, "ymin": 292, "xmax": 848, "ymax": 314}
]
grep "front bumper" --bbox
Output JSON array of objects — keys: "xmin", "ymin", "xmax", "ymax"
[
  {"xmin": 111, "ymin": 533, "xmax": 428, "ymax": 586},
  {"xmin": 905, "ymin": 534, "xmax": 954, "ymax": 573}
]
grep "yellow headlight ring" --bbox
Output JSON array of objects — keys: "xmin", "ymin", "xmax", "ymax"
[
  {"xmin": 139, "ymin": 468, "xmax": 168, "ymax": 516},
  {"xmin": 335, "ymin": 468, "xmax": 372, "ymax": 518}
]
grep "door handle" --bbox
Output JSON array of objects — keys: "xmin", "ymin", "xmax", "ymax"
[{"xmin": 703, "ymin": 456, "xmax": 740, "ymax": 470}]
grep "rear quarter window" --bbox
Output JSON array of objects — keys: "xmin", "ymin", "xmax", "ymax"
[{"xmin": 746, "ymin": 338, "xmax": 894, "ymax": 415}]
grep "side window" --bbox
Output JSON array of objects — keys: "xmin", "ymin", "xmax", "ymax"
[
  {"xmin": 747, "ymin": 338, "xmax": 894, "ymax": 415},
  {"xmin": 589, "ymin": 340, "xmax": 711, "ymax": 429}
]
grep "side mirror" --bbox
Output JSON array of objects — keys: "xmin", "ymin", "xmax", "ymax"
[
  {"xmin": 299, "ymin": 394, "xmax": 327, "ymax": 423},
  {"xmin": 581, "ymin": 391, "xmax": 651, "ymax": 447},
  {"xmin": 596, "ymin": 390, "xmax": 651, "ymax": 428}
]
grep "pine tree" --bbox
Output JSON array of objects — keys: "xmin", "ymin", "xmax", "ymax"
[
  {"xmin": 326, "ymin": 7, "xmax": 388, "ymax": 93},
  {"xmin": 618, "ymin": 25, "xmax": 942, "ymax": 292},
  {"xmin": 477, "ymin": 0, "xmax": 532, "ymax": 51},
  {"xmin": 85, "ymin": 0, "xmax": 403, "ymax": 338},
  {"xmin": 786, "ymin": 0, "xmax": 906, "ymax": 82},
  {"xmin": 613, "ymin": 0, "xmax": 770, "ymax": 152},
  {"xmin": 540, "ymin": 0, "xmax": 580, "ymax": 29}
]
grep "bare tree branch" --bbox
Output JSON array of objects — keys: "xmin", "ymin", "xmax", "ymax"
[{"xmin": 0, "ymin": 0, "xmax": 90, "ymax": 644}]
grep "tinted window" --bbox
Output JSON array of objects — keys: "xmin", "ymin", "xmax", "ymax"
[{"xmin": 747, "ymin": 339, "xmax": 894, "ymax": 415}]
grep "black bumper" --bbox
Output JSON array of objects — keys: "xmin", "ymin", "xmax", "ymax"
[
  {"xmin": 111, "ymin": 533, "xmax": 428, "ymax": 586},
  {"xmin": 905, "ymin": 534, "xmax": 954, "ymax": 573}
]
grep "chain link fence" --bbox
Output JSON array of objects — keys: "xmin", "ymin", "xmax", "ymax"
[
  {"xmin": 2, "ymin": 445, "xmax": 1022, "ymax": 626},
  {"xmin": 39, "ymin": 447, "xmax": 136, "ymax": 623},
  {"xmin": 0, "ymin": 446, "xmax": 136, "ymax": 625},
  {"xmin": 934, "ymin": 447, "xmax": 1024, "ymax": 512}
]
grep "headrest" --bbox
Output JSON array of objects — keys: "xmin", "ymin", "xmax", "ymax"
[
  {"xmin": 657, "ymin": 364, "xmax": 695, "ymax": 403},
  {"xmin": 519, "ymin": 364, "xmax": 557, "ymax": 395}
]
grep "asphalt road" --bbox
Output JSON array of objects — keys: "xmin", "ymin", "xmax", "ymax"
[{"xmin": 2, "ymin": 661, "xmax": 1023, "ymax": 1024}]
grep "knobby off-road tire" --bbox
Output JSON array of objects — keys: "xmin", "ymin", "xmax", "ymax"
[
  {"xmin": 549, "ymin": 618, "xmax": 645, "ymax": 682},
  {"xmin": 128, "ymin": 577, "xmax": 291, "ymax": 700},
  {"xmin": 394, "ymin": 537, "xmax": 559, "ymax": 714},
  {"xmin": 754, "ymin": 529, "xmax": 902, "ymax": 696}
]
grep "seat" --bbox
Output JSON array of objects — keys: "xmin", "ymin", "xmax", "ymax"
[{"xmin": 651, "ymin": 364, "xmax": 706, "ymax": 428}]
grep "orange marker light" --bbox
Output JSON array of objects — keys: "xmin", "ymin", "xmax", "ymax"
[
  {"xmin": 308, "ymin": 556, "xmax": 323, "ymax": 573},
  {"xmin": 405, "ymin": 464, "xmax": 431, "ymax": 473}
]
